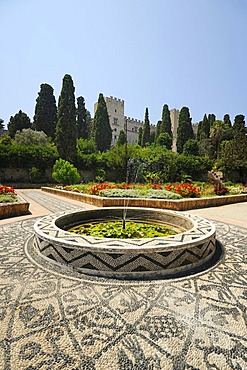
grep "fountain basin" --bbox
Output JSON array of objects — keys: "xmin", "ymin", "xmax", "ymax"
[{"xmin": 33, "ymin": 207, "xmax": 216, "ymax": 278}]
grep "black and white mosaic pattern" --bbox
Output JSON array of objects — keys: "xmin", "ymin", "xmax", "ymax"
[
  {"xmin": 33, "ymin": 208, "xmax": 216, "ymax": 277},
  {"xmin": 0, "ymin": 193, "xmax": 246, "ymax": 369}
]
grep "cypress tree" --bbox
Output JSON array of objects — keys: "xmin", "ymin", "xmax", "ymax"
[
  {"xmin": 56, "ymin": 74, "xmax": 77, "ymax": 162},
  {"xmin": 141, "ymin": 107, "xmax": 150, "ymax": 146},
  {"xmin": 233, "ymin": 114, "xmax": 246, "ymax": 137},
  {"xmin": 223, "ymin": 114, "xmax": 231, "ymax": 128},
  {"xmin": 197, "ymin": 120, "xmax": 203, "ymax": 140},
  {"xmin": 85, "ymin": 110, "xmax": 93, "ymax": 136},
  {"xmin": 8, "ymin": 110, "xmax": 32, "ymax": 138},
  {"xmin": 156, "ymin": 120, "xmax": 162, "ymax": 140},
  {"xmin": 91, "ymin": 93, "xmax": 112, "ymax": 152},
  {"xmin": 150, "ymin": 130, "xmax": 156, "ymax": 144},
  {"xmin": 0, "ymin": 118, "xmax": 4, "ymax": 131},
  {"xmin": 160, "ymin": 104, "xmax": 172, "ymax": 136},
  {"xmin": 33, "ymin": 83, "xmax": 57, "ymax": 138},
  {"xmin": 117, "ymin": 130, "xmax": 127, "ymax": 146},
  {"xmin": 176, "ymin": 107, "xmax": 194, "ymax": 154},
  {"xmin": 201, "ymin": 114, "xmax": 210, "ymax": 139},
  {"xmin": 76, "ymin": 96, "xmax": 87, "ymax": 139},
  {"xmin": 208, "ymin": 114, "xmax": 216, "ymax": 127},
  {"xmin": 138, "ymin": 127, "xmax": 143, "ymax": 146}
]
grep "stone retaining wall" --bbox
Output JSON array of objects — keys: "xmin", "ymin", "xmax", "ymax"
[
  {"xmin": 41, "ymin": 187, "xmax": 247, "ymax": 211},
  {"xmin": 0, "ymin": 195, "xmax": 30, "ymax": 219}
]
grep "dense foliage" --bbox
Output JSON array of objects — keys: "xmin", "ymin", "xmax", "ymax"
[
  {"xmin": 8, "ymin": 110, "xmax": 32, "ymax": 138},
  {"xmin": 14, "ymin": 128, "xmax": 48, "ymax": 146},
  {"xmin": 0, "ymin": 144, "xmax": 58, "ymax": 168},
  {"xmin": 1, "ymin": 73, "xmax": 246, "ymax": 183}
]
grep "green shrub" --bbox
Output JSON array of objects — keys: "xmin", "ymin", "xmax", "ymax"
[
  {"xmin": 95, "ymin": 168, "xmax": 106, "ymax": 183},
  {"xmin": 98, "ymin": 188, "xmax": 182, "ymax": 199},
  {"xmin": 29, "ymin": 167, "xmax": 41, "ymax": 183},
  {"xmin": 0, "ymin": 144, "xmax": 58, "ymax": 169},
  {"xmin": 99, "ymin": 189, "xmax": 142, "ymax": 198},
  {"xmin": 0, "ymin": 194, "xmax": 18, "ymax": 203},
  {"xmin": 52, "ymin": 159, "xmax": 80, "ymax": 185},
  {"xmin": 146, "ymin": 189, "xmax": 182, "ymax": 199}
]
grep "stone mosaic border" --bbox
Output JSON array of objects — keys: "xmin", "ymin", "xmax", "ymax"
[{"xmin": 33, "ymin": 207, "xmax": 216, "ymax": 278}]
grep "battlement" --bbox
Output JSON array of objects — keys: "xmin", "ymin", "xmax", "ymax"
[
  {"xmin": 105, "ymin": 96, "xmax": 124, "ymax": 104},
  {"xmin": 125, "ymin": 116, "xmax": 143, "ymax": 124}
]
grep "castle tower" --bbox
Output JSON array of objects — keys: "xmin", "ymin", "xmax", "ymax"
[
  {"xmin": 94, "ymin": 95, "xmax": 177, "ymax": 148},
  {"xmin": 94, "ymin": 96, "xmax": 125, "ymax": 145}
]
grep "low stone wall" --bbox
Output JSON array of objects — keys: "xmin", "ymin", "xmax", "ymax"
[
  {"xmin": 0, "ymin": 195, "xmax": 30, "ymax": 219},
  {"xmin": 33, "ymin": 208, "xmax": 216, "ymax": 278},
  {"xmin": 41, "ymin": 187, "xmax": 247, "ymax": 210}
]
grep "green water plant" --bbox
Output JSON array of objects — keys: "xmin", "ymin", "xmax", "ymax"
[{"xmin": 69, "ymin": 221, "xmax": 177, "ymax": 239}]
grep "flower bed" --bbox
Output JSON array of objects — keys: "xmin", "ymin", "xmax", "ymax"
[
  {"xmin": 0, "ymin": 185, "xmax": 18, "ymax": 203},
  {"xmin": 0, "ymin": 186, "xmax": 30, "ymax": 219},
  {"xmin": 62, "ymin": 182, "xmax": 202, "ymax": 198},
  {"xmin": 42, "ymin": 186, "xmax": 247, "ymax": 211}
]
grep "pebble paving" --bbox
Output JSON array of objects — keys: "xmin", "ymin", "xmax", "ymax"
[{"xmin": 0, "ymin": 191, "xmax": 246, "ymax": 369}]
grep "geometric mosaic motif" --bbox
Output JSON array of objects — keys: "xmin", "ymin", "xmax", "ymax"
[
  {"xmin": 34, "ymin": 208, "xmax": 216, "ymax": 277},
  {"xmin": 0, "ymin": 190, "xmax": 246, "ymax": 369}
]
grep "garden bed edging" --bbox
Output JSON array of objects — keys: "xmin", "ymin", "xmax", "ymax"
[{"xmin": 41, "ymin": 187, "xmax": 247, "ymax": 211}]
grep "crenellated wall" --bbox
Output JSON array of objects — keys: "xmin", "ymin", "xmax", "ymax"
[{"xmin": 94, "ymin": 95, "xmax": 179, "ymax": 149}]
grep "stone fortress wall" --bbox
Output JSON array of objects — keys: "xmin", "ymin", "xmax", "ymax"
[{"xmin": 94, "ymin": 96, "xmax": 179, "ymax": 151}]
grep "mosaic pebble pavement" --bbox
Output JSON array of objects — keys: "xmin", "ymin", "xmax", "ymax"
[{"xmin": 0, "ymin": 191, "xmax": 246, "ymax": 370}]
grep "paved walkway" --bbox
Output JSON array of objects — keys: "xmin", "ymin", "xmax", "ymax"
[{"xmin": 0, "ymin": 189, "xmax": 246, "ymax": 369}]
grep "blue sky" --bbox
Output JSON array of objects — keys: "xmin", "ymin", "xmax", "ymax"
[{"xmin": 0, "ymin": 0, "xmax": 246, "ymax": 128}]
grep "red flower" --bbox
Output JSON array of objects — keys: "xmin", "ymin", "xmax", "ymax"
[
  {"xmin": 165, "ymin": 183, "xmax": 200, "ymax": 198},
  {"xmin": 0, "ymin": 185, "xmax": 16, "ymax": 195}
]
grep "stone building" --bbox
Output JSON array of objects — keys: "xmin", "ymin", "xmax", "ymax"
[{"xmin": 94, "ymin": 96, "xmax": 179, "ymax": 150}]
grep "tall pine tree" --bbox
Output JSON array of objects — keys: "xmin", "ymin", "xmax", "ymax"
[
  {"xmin": 56, "ymin": 74, "xmax": 77, "ymax": 162},
  {"xmin": 141, "ymin": 107, "xmax": 150, "ymax": 146},
  {"xmin": 33, "ymin": 83, "xmax": 57, "ymax": 139},
  {"xmin": 76, "ymin": 96, "xmax": 88, "ymax": 139},
  {"xmin": 176, "ymin": 107, "xmax": 194, "ymax": 154},
  {"xmin": 91, "ymin": 93, "xmax": 112, "ymax": 152}
]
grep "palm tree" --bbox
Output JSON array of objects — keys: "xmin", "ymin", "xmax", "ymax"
[{"xmin": 210, "ymin": 120, "xmax": 227, "ymax": 159}]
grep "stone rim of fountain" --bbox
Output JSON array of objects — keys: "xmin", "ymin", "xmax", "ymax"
[{"xmin": 33, "ymin": 207, "xmax": 217, "ymax": 278}]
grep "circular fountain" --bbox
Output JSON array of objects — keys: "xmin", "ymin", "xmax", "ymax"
[{"xmin": 33, "ymin": 207, "xmax": 217, "ymax": 278}]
